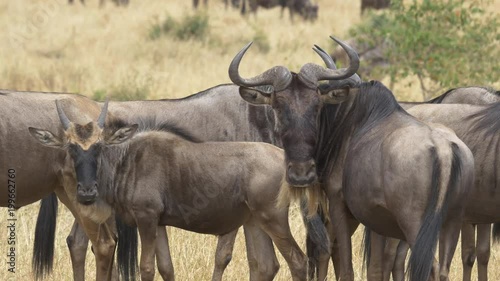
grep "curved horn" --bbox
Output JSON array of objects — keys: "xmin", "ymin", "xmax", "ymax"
[
  {"xmin": 55, "ymin": 100, "xmax": 71, "ymax": 130},
  {"xmin": 228, "ymin": 42, "xmax": 292, "ymax": 92},
  {"xmin": 97, "ymin": 99, "xmax": 109, "ymax": 128},
  {"xmin": 299, "ymin": 36, "xmax": 360, "ymax": 86},
  {"xmin": 313, "ymin": 44, "xmax": 337, "ymax": 69}
]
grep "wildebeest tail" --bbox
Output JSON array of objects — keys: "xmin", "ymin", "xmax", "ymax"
[
  {"xmin": 32, "ymin": 193, "xmax": 58, "ymax": 281},
  {"xmin": 408, "ymin": 144, "xmax": 461, "ymax": 281},
  {"xmin": 362, "ymin": 227, "xmax": 373, "ymax": 273},
  {"xmin": 493, "ymin": 223, "xmax": 500, "ymax": 244},
  {"xmin": 116, "ymin": 215, "xmax": 138, "ymax": 281},
  {"xmin": 301, "ymin": 198, "xmax": 330, "ymax": 279}
]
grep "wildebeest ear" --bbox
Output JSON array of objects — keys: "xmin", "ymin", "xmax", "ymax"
[
  {"xmin": 239, "ymin": 87, "xmax": 271, "ymax": 105},
  {"xmin": 105, "ymin": 124, "xmax": 139, "ymax": 145},
  {"xmin": 320, "ymin": 87, "xmax": 355, "ymax": 104},
  {"xmin": 28, "ymin": 127, "xmax": 64, "ymax": 148}
]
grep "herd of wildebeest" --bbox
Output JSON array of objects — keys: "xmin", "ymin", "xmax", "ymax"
[
  {"xmin": 68, "ymin": 0, "xmax": 391, "ymax": 21},
  {"xmin": 2, "ymin": 1, "xmax": 500, "ymax": 279}
]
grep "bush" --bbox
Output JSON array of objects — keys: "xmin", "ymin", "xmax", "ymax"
[
  {"xmin": 253, "ymin": 28, "xmax": 271, "ymax": 53},
  {"xmin": 349, "ymin": 0, "xmax": 499, "ymax": 98},
  {"xmin": 148, "ymin": 13, "xmax": 209, "ymax": 41}
]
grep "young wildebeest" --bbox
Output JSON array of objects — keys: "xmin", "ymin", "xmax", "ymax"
[
  {"xmin": 29, "ymin": 100, "xmax": 309, "ymax": 281},
  {"xmin": 0, "ymin": 90, "xmax": 120, "ymax": 281},
  {"xmin": 228, "ymin": 37, "xmax": 475, "ymax": 281},
  {"xmin": 49, "ymin": 84, "xmax": 327, "ymax": 281}
]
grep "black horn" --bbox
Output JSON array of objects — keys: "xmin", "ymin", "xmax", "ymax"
[
  {"xmin": 55, "ymin": 100, "xmax": 71, "ymax": 130},
  {"xmin": 229, "ymin": 42, "xmax": 292, "ymax": 92},
  {"xmin": 97, "ymin": 99, "xmax": 109, "ymax": 128},
  {"xmin": 299, "ymin": 36, "xmax": 360, "ymax": 86}
]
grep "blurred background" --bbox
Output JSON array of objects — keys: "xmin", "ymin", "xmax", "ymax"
[{"xmin": 0, "ymin": 0, "xmax": 498, "ymax": 280}]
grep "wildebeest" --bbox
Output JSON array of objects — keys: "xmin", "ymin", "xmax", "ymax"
[
  {"xmin": 68, "ymin": 0, "xmax": 129, "ymax": 6},
  {"xmin": 30, "ymin": 100, "xmax": 309, "ymax": 281},
  {"xmin": 228, "ymin": 37, "xmax": 475, "ymax": 281},
  {"xmin": 0, "ymin": 90, "xmax": 120, "ymax": 281},
  {"xmin": 193, "ymin": 0, "xmax": 241, "ymax": 9},
  {"xmin": 399, "ymin": 101, "xmax": 500, "ymax": 281},
  {"xmin": 361, "ymin": 0, "xmax": 390, "ymax": 14},
  {"xmin": 35, "ymin": 84, "xmax": 328, "ymax": 280},
  {"xmin": 241, "ymin": 0, "xmax": 318, "ymax": 21},
  {"xmin": 360, "ymin": 87, "xmax": 500, "ymax": 281}
]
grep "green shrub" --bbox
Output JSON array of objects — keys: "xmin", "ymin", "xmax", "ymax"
[
  {"xmin": 175, "ymin": 13, "xmax": 209, "ymax": 40},
  {"xmin": 253, "ymin": 28, "xmax": 271, "ymax": 53},
  {"xmin": 148, "ymin": 13, "xmax": 209, "ymax": 41},
  {"xmin": 349, "ymin": 0, "xmax": 499, "ymax": 98}
]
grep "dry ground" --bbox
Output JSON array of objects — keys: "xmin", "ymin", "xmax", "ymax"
[{"xmin": 0, "ymin": 0, "xmax": 499, "ymax": 280}]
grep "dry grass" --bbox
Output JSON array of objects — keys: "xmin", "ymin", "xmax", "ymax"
[{"xmin": 1, "ymin": 0, "xmax": 499, "ymax": 280}]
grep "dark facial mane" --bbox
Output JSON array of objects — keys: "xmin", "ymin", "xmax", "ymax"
[
  {"xmin": 315, "ymin": 81, "xmax": 404, "ymax": 180},
  {"xmin": 467, "ymin": 102, "xmax": 500, "ymax": 136}
]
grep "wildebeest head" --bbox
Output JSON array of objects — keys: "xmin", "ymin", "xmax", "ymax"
[
  {"xmin": 229, "ymin": 36, "xmax": 360, "ymax": 187},
  {"xmin": 28, "ymin": 100, "xmax": 138, "ymax": 205}
]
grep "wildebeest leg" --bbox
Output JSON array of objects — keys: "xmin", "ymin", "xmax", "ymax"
[
  {"xmin": 366, "ymin": 231, "xmax": 386, "ymax": 281},
  {"xmin": 211, "ymin": 229, "xmax": 238, "ymax": 281},
  {"xmin": 381, "ymin": 238, "xmax": 400, "ymax": 281},
  {"xmin": 392, "ymin": 241, "xmax": 409, "ymax": 281},
  {"xmin": 67, "ymin": 220, "xmax": 89, "ymax": 281},
  {"xmin": 243, "ymin": 222, "xmax": 279, "ymax": 281},
  {"xmin": 55, "ymin": 187, "xmax": 116, "ymax": 281},
  {"xmin": 329, "ymin": 194, "xmax": 355, "ymax": 281},
  {"xmin": 136, "ymin": 214, "xmax": 158, "ymax": 281},
  {"xmin": 287, "ymin": 0, "xmax": 295, "ymax": 22},
  {"xmin": 252, "ymin": 211, "xmax": 307, "ymax": 281},
  {"xmin": 476, "ymin": 224, "xmax": 491, "ymax": 281},
  {"xmin": 461, "ymin": 223, "xmax": 476, "ymax": 281},
  {"xmin": 438, "ymin": 217, "xmax": 462, "ymax": 281},
  {"xmin": 156, "ymin": 226, "xmax": 174, "ymax": 280}
]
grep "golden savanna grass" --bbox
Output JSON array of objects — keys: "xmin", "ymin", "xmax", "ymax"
[{"xmin": 1, "ymin": 0, "xmax": 499, "ymax": 280}]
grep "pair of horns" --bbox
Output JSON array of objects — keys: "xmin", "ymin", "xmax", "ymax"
[
  {"xmin": 228, "ymin": 36, "xmax": 361, "ymax": 91},
  {"xmin": 56, "ymin": 99, "xmax": 109, "ymax": 130}
]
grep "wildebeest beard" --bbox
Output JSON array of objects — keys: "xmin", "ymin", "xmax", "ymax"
[{"xmin": 276, "ymin": 179, "xmax": 324, "ymax": 218}]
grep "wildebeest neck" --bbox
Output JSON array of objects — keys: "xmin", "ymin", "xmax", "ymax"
[{"xmin": 314, "ymin": 81, "xmax": 404, "ymax": 180}]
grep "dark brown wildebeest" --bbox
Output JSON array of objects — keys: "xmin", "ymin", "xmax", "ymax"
[
  {"xmin": 228, "ymin": 37, "xmax": 475, "ymax": 281},
  {"xmin": 241, "ymin": 0, "xmax": 318, "ymax": 21},
  {"xmin": 0, "ymin": 90, "xmax": 121, "ymax": 281},
  {"xmin": 68, "ymin": 0, "xmax": 129, "ymax": 7},
  {"xmin": 29, "ymin": 101, "xmax": 309, "ymax": 281},
  {"xmin": 361, "ymin": 0, "xmax": 390, "ymax": 14}
]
